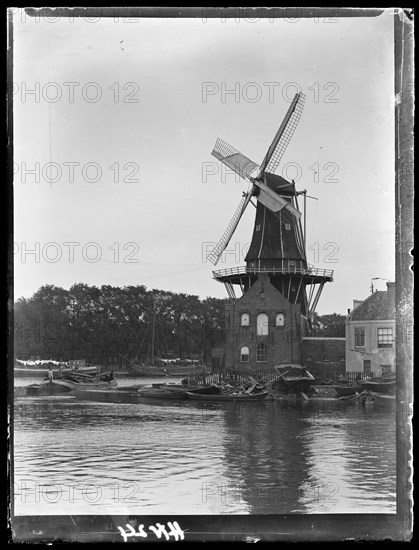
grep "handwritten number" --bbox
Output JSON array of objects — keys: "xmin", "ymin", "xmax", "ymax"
[
  {"xmin": 166, "ymin": 521, "xmax": 185, "ymax": 541},
  {"xmin": 149, "ymin": 523, "xmax": 169, "ymax": 541},
  {"xmin": 118, "ymin": 523, "xmax": 147, "ymax": 542},
  {"xmin": 118, "ymin": 520, "xmax": 185, "ymax": 542}
]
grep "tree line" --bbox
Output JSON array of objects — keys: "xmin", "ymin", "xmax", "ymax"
[
  {"xmin": 13, "ymin": 283, "xmax": 347, "ymax": 367},
  {"xmin": 14, "ymin": 284, "xmax": 227, "ymax": 367}
]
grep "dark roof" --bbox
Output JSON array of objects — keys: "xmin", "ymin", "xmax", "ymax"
[{"xmin": 350, "ymin": 290, "xmax": 395, "ymax": 321}]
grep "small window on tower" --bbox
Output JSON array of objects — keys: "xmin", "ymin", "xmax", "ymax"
[
  {"xmin": 276, "ymin": 313, "xmax": 285, "ymax": 326},
  {"xmin": 240, "ymin": 346, "xmax": 249, "ymax": 362},
  {"xmin": 256, "ymin": 224, "xmax": 261, "ymax": 232},
  {"xmin": 241, "ymin": 313, "xmax": 249, "ymax": 326},
  {"xmin": 285, "ymin": 223, "xmax": 291, "ymax": 230}
]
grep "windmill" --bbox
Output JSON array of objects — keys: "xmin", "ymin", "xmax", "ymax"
[{"xmin": 209, "ymin": 92, "xmax": 333, "ymax": 332}]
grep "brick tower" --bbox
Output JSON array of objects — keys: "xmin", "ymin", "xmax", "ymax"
[{"xmin": 208, "ymin": 93, "xmax": 333, "ymax": 370}]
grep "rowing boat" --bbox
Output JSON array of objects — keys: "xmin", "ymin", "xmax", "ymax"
[
  {"xmin": 335, "ymin": 383, "xmax": 363, "ymax": 397},
  {"xmin": 273, "ymin": 364, "xmax": 316, "ymax": 395},
  {"xmin": 26, "ymin": 380, "xmax": 73, "ymax": 396},
  {"xmin": 185, "ymin": 391, "xmax": 269, "ymax": 402},
  {"xmin": 359, "ymin": 380, "xmax": 395, "ymax": 393},
  {"xmin": 138, "ymin": 388, "xmax": 186, "ymax": 399}
]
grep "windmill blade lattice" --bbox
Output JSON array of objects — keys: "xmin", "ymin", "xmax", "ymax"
[
  {"xmin": 262, "ymin": 93, "xmax": 306, "ymax": 176},
  {"xmin": 212, "ymin": 138, "xmax": 259, "ymax": 180},
  {"xmin": 207, "ymin": 192, "xmax": 252, "ymax": 265}
]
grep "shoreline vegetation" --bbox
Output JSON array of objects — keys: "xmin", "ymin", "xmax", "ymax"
[{"xmin": 14, "ymin": 284, "xmax": 347, "ymax": 368}]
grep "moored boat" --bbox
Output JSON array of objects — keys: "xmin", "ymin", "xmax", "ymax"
[
  {"xmin": 137, "ymin": 383, "xmax": 220, "ymax": 400},
  {"xmin": 138, "ymin": 388, "xmax": 186, "ymax": 399},
  {"xmin": 26, "ymin": 379, "xmax": 73, "ymax": 396},
  {"xmin": 15, "ymin": 358, "xmax": 98, "ymax": 377},
  {"xmin": 335, "ymin": 382, "xmax": 363, "ymax": 397},
  {"xmin": 181, "ymin": 385, "xmax": 221, "ymax": 395},
  {"xmin": 15, "ymin": 367, "xmax": 99, "ymax": 378},
  {"xmin": 130, "ymin": 364, "xmax": 208, "ymax": 377},
  {"xmin": 359, "ymin": 379, "xmax": 396, "ymax": 393},
  {"xmin": 272, "ymin": 363, "xmax": 316, "ymax": 395},
  {"xmin": 71, "ymin": 379, "xmax": 118, "ymax": 390},
  {"xmin": 185, "ymin": 390, "xmax": 269, "ymax": 402},
  {"xmin": 25, "ymin": 371, "xmax": 117, "ymax": 396}
]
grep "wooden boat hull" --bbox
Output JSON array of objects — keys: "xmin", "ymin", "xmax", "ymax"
[
  {"xmin": 138, "ymin": 389, "xmax": 186, "ymax": 399},
  {"xmin": 359, "ymin": 380, "xmax": 395, "ymax": 393},
  {"xmin": 142, "ymin": 384, "xmax": 221, "ymax": 399},
  {"xmin": 26, "ymin": 380, "xmax": 74, "ymax": 395},
  {"xmin": 15, "ymin": 366, "xmax": 98, "ymax": 377},
  {"xmin": 182, "ymin": 385, "xmax": 221, "ymax": 395},
  {"xmin": 26, "ymin": 376, "xmax": 117, "ymax": 395},
  {"xmin": 130, "ymin": 365, "xmax": 208, "ymax": 377},
  {"xmin": 185, "ymin": 391, "xmax": 269, "ymax": 402},
  {"xmin": 335, "ymin": 385, "xmax": 362, "ymax": 397},
  {"xmin": 283, "ymin": 379, "xmax": 315, "ymax": 390},
  {"xmin": 370, "ymin": 374, "xmax": 395, "ymax": 382},
  {"xmin": 273, "ymin": 378, "xmax": 316, "ymax": 395},
  {"xmin": 72, "ymin": 380, "xmax": 118, "ymax": 390},
  {"xmin": 273, "ymin": 364, "xmax": 316, "ymax": 395}
]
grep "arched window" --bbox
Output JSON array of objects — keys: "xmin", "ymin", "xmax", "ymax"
[
  {"xmin": 256, "ymin": 313, "xmax": 269, "ymax": 335},
  {"xmin": 256, "ymin": 344, "xmax": 268, "ymax": 362},
  {"xmin": 276, "ymin": 313, "xmax": 285, "ymax": 326},
  {"xmin": 241, "ymin": 313, "xmax": 249, "ymax": 326},
  {"xmin": 240, "ymin": 346, "xmax": 249, "ymax": 362}
]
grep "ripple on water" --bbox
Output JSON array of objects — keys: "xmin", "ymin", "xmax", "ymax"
[{"xmin": 13, "ymin": 395, "xmax": 396, "ymax": 515}]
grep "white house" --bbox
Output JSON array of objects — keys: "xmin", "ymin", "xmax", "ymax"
[{"xmin": 345, "ymin": 282, "xmax": 395, "ymax": 375}]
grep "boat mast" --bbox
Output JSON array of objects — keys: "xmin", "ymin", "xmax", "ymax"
[{"xmin": 151, "ymin": 299, "xmax": 156, "ymax": 366}]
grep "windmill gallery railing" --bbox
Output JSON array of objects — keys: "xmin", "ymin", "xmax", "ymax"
[{"xmin": 212, "ymin": 264, "xmax": 334, "ymax": 281}]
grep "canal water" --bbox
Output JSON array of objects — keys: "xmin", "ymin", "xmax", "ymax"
[{"xmin": 13, "ymin": 377, "xmax": 396, "ymax": 515}]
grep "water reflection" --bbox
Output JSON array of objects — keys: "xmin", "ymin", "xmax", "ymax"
[
  {"xmin": 13, "ymin": 392, "xmax": 396, "ymax": 515},
  {"xmin": 217, "ymin": 399, "xmax": 395, "ymax": 514},
  {"xmin": 218, "ymin": 401, "xmax": 310, "ymax": 513}
]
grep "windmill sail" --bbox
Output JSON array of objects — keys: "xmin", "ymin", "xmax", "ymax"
[
  {"xmin": 207, "ymin": 192, "xmax": 252, "ymax": 265},
  {"xmin": 253, "ymin": 180, "xmax": 301, "ymax": 218},
  {"xmin": 212, "ymin": 138, "xmax": 259, "ymax": 179},
  {"xmin": 258, "ymin": 93, "xmax": 306, "ymax": 177}
]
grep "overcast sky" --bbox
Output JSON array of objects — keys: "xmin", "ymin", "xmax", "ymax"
[{"xmin": 13, "ymin": 9, "xmax": 395, "ymax": 314}]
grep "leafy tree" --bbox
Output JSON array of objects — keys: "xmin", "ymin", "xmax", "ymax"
[
  {"xmin": 311, "ymin": 312, "xmax": 347, "ymax": 337},
  {"xmin": 13, "ymin": 284, "xmax": 227, "ymax": 366}
]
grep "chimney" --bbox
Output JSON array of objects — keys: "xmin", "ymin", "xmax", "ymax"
[{"xmin": 353, "ymin": 300, "xmax": 363, "ymax": 310}]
